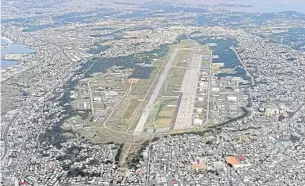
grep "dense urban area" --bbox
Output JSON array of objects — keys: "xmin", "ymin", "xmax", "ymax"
[{"xmin": 1, "ymin": 0, "xmax": 305, "ymax": 185}]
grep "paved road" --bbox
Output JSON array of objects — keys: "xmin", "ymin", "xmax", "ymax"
[
  {"xmin": 3, "ymin": 33, "xmax": 78, "ymax": 178},
  {"xmin": 88, "ymin": 78, "xmax": 95, "ymax": 114},
  {"xmin": 1, "ymin": 113, "xmax": 19, "ymax": 161},
  {"xmin": 133, "ymin": 48, "xmax": 178, "ymax": 134},
  {"xmin": 205, "ymin": 50, "xmax": 213, "ymax": 124}
]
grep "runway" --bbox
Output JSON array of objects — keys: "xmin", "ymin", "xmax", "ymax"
[
  {"xmin": 174, "ymin": 51, "xmax": 202, "ymax": 129},
  {"xmin": 133, "ymin": 48, "xmax": 179, "ymax": 134}
]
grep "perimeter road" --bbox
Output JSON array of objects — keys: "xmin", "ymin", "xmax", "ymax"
[{"xmin": 88, "ymin": 78, "xmax": 95, "ymax": 114}]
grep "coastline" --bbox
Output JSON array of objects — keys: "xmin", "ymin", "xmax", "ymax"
[{"xmin": 1, "ymin": 36, "xmax": 13, "ymax": 44}]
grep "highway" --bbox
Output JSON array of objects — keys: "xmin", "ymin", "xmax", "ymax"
[
  {"xmin": 1, "ymin": 113, "xmax": 19, "ymax": 161},
  {"xmin": 133, "ymin": 48, "xmax": 178, "ymax": 134},
  {"xmin": 145, "ymin": 134, "xmax": 155, "ymax": 186},
  {"xmin": 2, "ymin": 33, "xmax": 80, "ymax": 178}
]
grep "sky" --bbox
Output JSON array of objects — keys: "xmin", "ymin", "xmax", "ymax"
[{"xmin": 225, "ymin": 0, "xmax": 305, "ymax": 13}]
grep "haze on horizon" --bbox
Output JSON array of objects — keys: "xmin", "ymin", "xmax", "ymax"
[{"xmin": 224, "ymin": 0, "xmax": 305, "ymax": 13}]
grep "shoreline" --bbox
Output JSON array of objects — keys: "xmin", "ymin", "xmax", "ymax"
[{"xmin": 1, "ymin": 36, "xmax": 13, "ymax": 44}]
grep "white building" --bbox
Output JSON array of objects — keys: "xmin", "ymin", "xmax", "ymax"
[
  {"xmin": 227, "ymin": 95, "xmax": 237, "ymax": 102},
  {"xmin": 264, "ymin": 103, "xmax": 279, "ymax": 117},
  {"xmin": 193, "ymin": 118, "xmax": 203, "ymax": 126},
  {"xmin": 212, "ymin": 87, "xmax": 220, "ymax": 92},
  {"xmin": 196, "ymin": 108, "xmax": 203, "ymax": 113}
]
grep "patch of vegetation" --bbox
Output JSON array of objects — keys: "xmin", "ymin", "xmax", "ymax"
[
  {"xmin": 86, "ymin": 44, "xmax": 168, "ymax": 79},
  {"xmin": 155, "ymin": 99, "xmax": 177, "ymax": 127},
  {"xmin": 114, "ymin": 144, "xmax": 124, "ymax": 164},
  {"xmin": 123, "ymin": 99, "xmax": 139, "ymax": 119}
]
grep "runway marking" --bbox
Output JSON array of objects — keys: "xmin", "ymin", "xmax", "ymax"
[
  {"xmin": 174, "ymin": 51, "xmax": 203, "ymax": 129},
  {"xmin": 133, "ymin": 48, "xmax": 180, "ymax": 134}
]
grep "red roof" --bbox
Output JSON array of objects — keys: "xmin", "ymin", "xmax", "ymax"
[
  {"xmin": 136, "ymin": 169, "xmax": 143, "ymax": 175},
  {"xmin": 225, "ymin": 156, "xmax": 240, "ymax": 166},
  {"xmin": 237, "ymin": 155, "xmax": 245, "ymax": 161},
  {"xmin": 171, "ymin": 179, "xmax": 177, "ymax": 184}
]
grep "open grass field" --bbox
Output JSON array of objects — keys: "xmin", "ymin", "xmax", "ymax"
[
  {"xmin": 154, "ymin": 99, "xmax": 177, "ymax": 127},
  {"xmin": 122, "ymin": 99, "xmax": 140, "ymax": 119},
  {"xmin": 65, "ymin": 39, "xmax": 213, "ymax": 167},
  {"xmin": 142, "ymin": 40, "xmax": 210, "ymax": 131},
  {"xmin": 163, "ymin": 67, "xmax": 186, "ymax": 96},
  {"xmin": 70, "ymin": 39, "xmax": 211, "ymax": 138}
]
